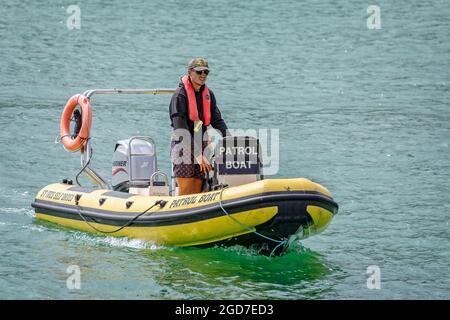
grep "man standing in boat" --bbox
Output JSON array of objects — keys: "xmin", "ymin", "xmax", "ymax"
[{"xmin": 169, "ymin": 58, "xmax": 229, "ymax": 195}]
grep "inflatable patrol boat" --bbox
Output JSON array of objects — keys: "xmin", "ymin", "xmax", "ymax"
[{"xmin": 31, "ymin": 89, "xmax": 338, "ymax": 255}]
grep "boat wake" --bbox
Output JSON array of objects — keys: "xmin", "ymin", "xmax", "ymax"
[
  {"xmin": 0, "ymin": 207, "xmax": 35, "ymax": 218},
  {"xmin": 69, "ymin": 232, "xmax": 167, "ymax": 251}
]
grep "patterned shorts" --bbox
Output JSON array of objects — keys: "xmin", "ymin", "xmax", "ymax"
[{"xmin": 171, "ymin": 141, "xmax": 205, "ymax": 179}]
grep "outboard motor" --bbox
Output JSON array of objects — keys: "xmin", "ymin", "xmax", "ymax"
[{"xmin": 112, "ymin": 136, "xmax": 169, "ymax": 196}]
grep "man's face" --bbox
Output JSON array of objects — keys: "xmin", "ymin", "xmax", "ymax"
[{"xmin": 189, "ymin": 68, "xmax": 209, "ymax": 88}]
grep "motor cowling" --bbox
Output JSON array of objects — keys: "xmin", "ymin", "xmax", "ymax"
[{"xmin": 111, "ymin": 137, "xmax": 157, "ymax": 192}]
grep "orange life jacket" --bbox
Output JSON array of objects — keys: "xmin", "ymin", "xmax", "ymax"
[{"xmin": 181, "ymin": 75, "xmax": 211, "ymax": 126}]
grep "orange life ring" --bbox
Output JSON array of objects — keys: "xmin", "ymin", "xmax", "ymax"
[{"xmin": 60, "ymin": 94, "xmax": 92, "ymax": 152}]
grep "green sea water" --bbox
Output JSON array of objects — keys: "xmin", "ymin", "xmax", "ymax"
[{"xmin": 0, "ymin": 0, "xmax": 449, "ymax": 299}]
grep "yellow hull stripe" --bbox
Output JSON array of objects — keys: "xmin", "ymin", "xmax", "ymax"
[{"xmin": 306, "ymin": 205, "xmax": 333, "ymax": 234}]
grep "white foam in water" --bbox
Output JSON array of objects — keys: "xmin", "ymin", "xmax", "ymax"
[
  {"xmin": 223, "ymin": 244, "xmax": 261, "ymax": 256},
  {"xmin": 0, "ymin": 207, "xmax": 35, "ymax": 218},
  {"xmin": 101, "ymin": 237, "xmax": 160, "ymax": 250},
  {"xmin": 22, "ymin": 224, "xmax": 46, "ymax": 232},
  {"xmin": 72, "ymin": 232, "xmax": 165, "ymax": 251}
]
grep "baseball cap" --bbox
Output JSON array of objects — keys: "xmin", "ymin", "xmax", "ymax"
[{"xmin": 188, "ymin": 57, "xmax": 209, "ymax": 71}]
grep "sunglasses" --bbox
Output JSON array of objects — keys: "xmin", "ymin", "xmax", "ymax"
[{"xmin": 194, "ymin": 69, "xmax": 209, "ymax": 76}]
